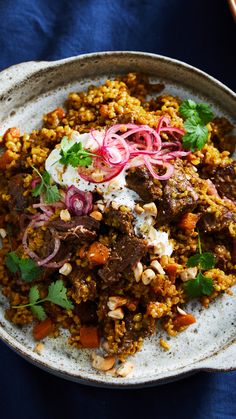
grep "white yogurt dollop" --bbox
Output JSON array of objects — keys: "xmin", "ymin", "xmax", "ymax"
[{"xmin": 45, "ymin": 131, "xmax": 173, "ymax": 256}]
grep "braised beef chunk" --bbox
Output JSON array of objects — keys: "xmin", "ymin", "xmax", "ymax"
[
  {"xmin": 126, "ymin": 166, "xmax": 163, "ymax": 202},
  {"xmin": 198, "ymin": 207, "xmax": 236, "ymax": 233},
  {"xmin": 98, "ymin": 236, "xmax": 146, "ymax": 283},
  {"xmin": 156, "ymin": 161, "xmax": 198, "ymax": 225},
  {"xmin": 104, "ymin": 206, "xmax": 134, "ymax": 235},
  {"xmin": 75, "ymin": 301, "xmax": 98, "ymax": 325},
  {"xmin": 8, "ymin": 173, "xmax": 33, "ymax": 212},
  {"xmin": 48, "ymin": 216, "xmax": 100, "ymax": 241},
  {"xmin": 212, "ymin": 162, "xmax": 236, "ymax": 201}
]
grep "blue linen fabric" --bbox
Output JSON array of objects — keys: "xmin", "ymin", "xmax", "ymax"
[{"xmin": 0, "ymin": 0, "xmax": 235, "ymax": 418}]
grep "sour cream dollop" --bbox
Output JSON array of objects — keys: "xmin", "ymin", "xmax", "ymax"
[{"xmin": 45, "ymin": 131, "xmax": 173, "ymax": 256}]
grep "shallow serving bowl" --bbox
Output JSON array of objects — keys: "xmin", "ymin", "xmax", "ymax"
[{"xmin": 0, "ymin": 52, "xmax": 235, "ymax": 387}]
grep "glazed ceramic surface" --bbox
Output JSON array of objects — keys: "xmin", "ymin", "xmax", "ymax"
[{"xmin": 0, "ymin": 52, "xmax": 235, "ymax": 387}]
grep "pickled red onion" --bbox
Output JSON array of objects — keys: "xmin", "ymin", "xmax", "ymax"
[{"xmin": 77, "ymin": 120, "xmax": 188, "ymax": 182}]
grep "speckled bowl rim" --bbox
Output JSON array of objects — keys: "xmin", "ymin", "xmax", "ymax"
[{"xmin": 0, "ymin": 51, "xmax": 235, "ymax": 388}]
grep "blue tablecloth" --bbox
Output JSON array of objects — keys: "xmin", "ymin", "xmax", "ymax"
[{"xmin": 0, "ymin": 1, "xmax": 235, "ymax": 418}]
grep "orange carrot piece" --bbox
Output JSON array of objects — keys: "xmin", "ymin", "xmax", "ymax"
[
  {"xmin": 178, "ymin": 213, "xmax": 199, "ymax": 231},
  {"xmin": 87, "ymin": 241, "xmax": 109, "ymax": 265},
  {"xmin": 3, "ymin": 127, "xmax": 20, "ymax": 139},
  {"xmin": 54, "ymin": 107, "xmax": 65, "ymax": 119},
  {"xmin": 33, "ymin": 318, "xmax": 55, "ymax": 341},
  {"xmin": 79, "ymin": 244, "xmax": 87, "ymax": 259},
  {"xmin": 0, "ymin": 150, "xmax": 14, "ymax": 169},
  {"xmin": 165, "ymin": 264, "xmax": 178, "ymax": 281},
  {"xmin": 173, "ymin": 314, "xmax": 196, "ymax": 330},
  {"xmin": 80, "ymin": 326, "xmax": 100, "ymax": 348}
]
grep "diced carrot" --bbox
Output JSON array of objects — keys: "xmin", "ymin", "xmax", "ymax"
[
  {"xmin": 173, "ymin": 313, "xmax": 196, "ymax": 330},
  {"xmin": 54, "ymin": 107, "xmax": 65, "ymax": 119},
  {"xmin": 79, "ymin": 244, "xmax": 87, "ymax": 259},
  {"xmin": 80, "ymin": 326, "xmax": 100, "ymax": 348},
  {"xmin": 33, "ymin": 318, "xmax": 55, "ymax": 341},
  {"xmin": 3, "ymin": 127, "xmax": 20, "ymax": 139},
  {"xmin": 165, "ymin": 263, "xmax": 178, "ymax": 281},
  {"xmin": 0, "ymin": 150, "xmax": 14, "ymax": 169},
  {"xmin": 87, "ymin": 241, "xmax": 109, "ymax": 265},
  {"xmin": 178, "ymin": 212, "xmax": 199, "ymax": 231}
]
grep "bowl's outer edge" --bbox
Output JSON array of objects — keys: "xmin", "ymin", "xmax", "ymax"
[{"xmin": 0, "ymin": 51, "xmax": 235, "ymax": 387}]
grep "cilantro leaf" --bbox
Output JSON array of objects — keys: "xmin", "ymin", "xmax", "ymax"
[
  {"xmin": 5, "ymin": 251, "xmax": 42, "ymax": 282},
  {"xmin": 46, "ymin": 279, "xmax": 74, "ymax": 310},
  {"xmin": 31, "ymin": 305, "xmax": 47, "ymax": 321},
  {"xmin": 31, "ymin": 166, "xmax": 60, "ymax": 204},
  {"xmin": 196, "ymin": 103, "xmax": 214, "ymax": 125},
  {"xmin": 12, "ymin": 279, "xmax": 74, "ymax": 318},
  {"xmin": 32, "ymin": 181, "xmax": 44, "ymax": 197},
  {"xmin": 18, "ymin": 258, "xmax": 43, "ymax": 282},
  {"xmin": 59, "ymin": 137, "xmax": 93, "ymax": 168},
  {"xmin": 29, "ymin": 285, "xmax": 40, "ymax": 304},
  {"xmin": 184, "ymin": 272, "xmax": 214, "ymax": 298},
  {"xmin": 6, "ymin": 252, "xmax": 20, "ymax": 273},
  {"xmin": 45, "ymin": 185, "xmax": 61, "ymax": 204},
  {"xmin": 187, "ymin": 252, "xmax": 216, "ymax": 270},
  {"xmin": 182, "ymin": 118, "xmax": 209, "ymax": 151},
  {"xmin": 179, "ymin": 99, "xmax": 214, "ymax": 151},
  {"xmin": 179, "ymin": 99, "xmax": 198, "ymax": 120},
  {"xmin": 179, "ymin": 99, "xmax": 214, "ymax": 125}
]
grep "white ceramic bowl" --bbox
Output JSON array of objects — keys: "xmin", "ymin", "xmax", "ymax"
[{"xmin": 0, "ymin": 52, "xmax": 235, "ymax": 387}]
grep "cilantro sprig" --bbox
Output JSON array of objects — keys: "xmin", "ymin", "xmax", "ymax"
[
  {"xmin": 59, "ymin": 136, "xmax": 94, "ymax": 168},
  {"xmin": 184, "ymin": 234, "xmax": 215, "ymax": 298},
  {"xmin": 6, "ymin": 251, "xmax": 42, "ymax": 282},
  {"xmin": 179, "ymin": 99, "xmax": 214, "ymax": 151},
  {"xmin": 31, "ymin": 166, "xmax": 61, "ymax": 204},
  {"xmin": 12, "ymin": 279, "xmax": 74, "ymax": 321}
]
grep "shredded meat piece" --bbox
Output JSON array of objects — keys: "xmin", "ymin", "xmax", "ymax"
[
  {"xmin": 212, "ymin": 161, "xmax": 236, "ymax": 202},
  {"xmin": 98, "ymin": 235, "xmax": 146, "ymax": 283},
  {"xmin": 48, "ymin": 216, "xmax": 100, "ymax": 241},
  {"xmin": 104, "ymin": 206, "xmax": 134, "ymax": 235}
]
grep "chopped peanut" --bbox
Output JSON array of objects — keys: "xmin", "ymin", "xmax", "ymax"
[
  {"xmin": 92, "ymin": 353, "xmax": 116, "ymax": 371},
  {"xmin": 89, "ymin": 211, "xmax": 103, "ymax": 221}
]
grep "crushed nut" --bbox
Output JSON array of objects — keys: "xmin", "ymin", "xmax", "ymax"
[
  {"xmin": 91, "ymin": 353, "xmax": 116, "ymax": 371},
  {"xmin": 0, "ymin": 228, "xmax": 7, "ymax": 238},
  {"xmin": 177, "ymin": 306, "xmax": 187, "ymax": 315},
  {"xmin": 133, "ymin": 262, "xmax": 143, "ymax": 282},
  {"xmin": 116, "ymin": 362, "xmax": 134, "ymax": 377},
  {"xmin": 150, "ymin": 260, "xmax": 165, "ymax": 275},
  {"xmin": 180, "ymin": 267, "xmax": 198, "ymax": 282},
  {"xmin": 97, "ymin": 203, "xmax": 105, "ymax": 212},
  {"xmin": 91, "ymin": 172, "xmax": 104, "ymax": 182},
  {"xmin": 143, "ymin": 202, "xmax": 158, "ymax": 217},
  {"xmin": 33, "ymin": 342, "xmax": 44, "ymax": 355},
  {"xmin": 108, "ymin": 179, "xmax": 120, "ymax": 191},
  {"xmin": 141, "ymin": 268, "xmax": 156, "ymax": 285},
  {"xmin": 59, "ymin": 262, "xmax": 72, "ymax": 276},
  {"xmin": 134, "ymin": 203, "xmax": 144, "ymax": 214},
  {"xmin": 108, "ymin": 308, "xmax": 124, "ymax": 319},
  {"xmin": 60, "ymin": 209, "xmax": 71, "ymax": 222},
  {"xmin": 111, "ymin": 201, "xmax": 120, "ymax": 210},
  {"xmin": 90, "ymin": 211, "xmax": 103, "ymax": 221},
  {"xmin": 107, "ymin": 296, "xmax": 127, "ymax": 311}
]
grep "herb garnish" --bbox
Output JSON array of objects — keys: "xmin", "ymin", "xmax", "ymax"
[
  {"xmin": 6, "ymin": 251, "xmax": 42, "ymax": 282},
  {"xmin": 12, "ymin": 279, "xmax": 74, "ymax": 320},
  {"xmin": 59, "ymin": 136, "xmax": 94, "ymax": 168},
  {"xmin": 179, "ymin": 99, "xmax": 214, "ymax": 151},
  {"xmin": 184, "ymin": 234, "xmax": 215, "ymax": 298},
  {"xmin": 31, "ymin": 166, "xmax": 61, "ymax": 204}
]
